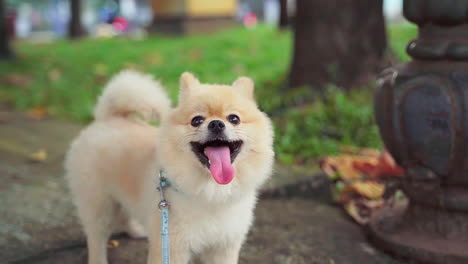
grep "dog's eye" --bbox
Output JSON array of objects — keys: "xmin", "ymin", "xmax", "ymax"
[
  {"xmin": 191, "ymin": 116, "xmax": 205, "ymax": 127},
  {"xmin": 227, "ymin": 114, "xmax": 240, "ymax": 125}
]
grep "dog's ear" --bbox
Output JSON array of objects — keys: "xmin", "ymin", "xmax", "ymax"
[
  {"xmin": 232, "ymin": 77, "xmax": 254, "ymax": 99},
  {"xmin": 179, "ymin": 72, "xmax": 200, "ymax": 101}
]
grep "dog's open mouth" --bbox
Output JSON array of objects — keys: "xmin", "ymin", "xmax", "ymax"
[{"xmin": 190, "ymin": 139, "xmax": 243, "ymax": 185}]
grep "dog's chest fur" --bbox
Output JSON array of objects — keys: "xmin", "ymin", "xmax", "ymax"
[{"xmin": 166, "ymin": 189, "xmax": 256, "ymax": 252}]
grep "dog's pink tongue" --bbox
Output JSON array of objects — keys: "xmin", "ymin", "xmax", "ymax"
[{"xmin": 204, "ymin": 146, "xmax": 234, "ymax": 185}]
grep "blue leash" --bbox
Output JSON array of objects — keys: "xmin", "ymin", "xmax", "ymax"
[{"xmin": 158, "ymin": 171, "xmax": 170, "ymax": 264}]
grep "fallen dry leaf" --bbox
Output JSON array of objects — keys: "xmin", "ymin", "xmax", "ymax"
[
  {"xmin": 107, "ymin": 240, "xmax": 119, "ymax": 248},
  {"xmin": 321, "ymin": 150, "xmax": 403, "ymax": 181},
  {"xmin": 321, "ymin": 148, "xmax": 404, "ymax": 225},
  {"xmin": 188, "ymin": 48, "xmax": 203, "ymax": 62},
  {"xmin": 335, "ymin": 184, "xmax": 358, "ymax": 205},
  {"xmin": 351, "ymin": 181, "xmax": 385, "ymax": 200},
  {"xmin": 144, "ymin": 53, "xmax": 163, "ymax": 66},
  {"xmin": 124, "ymin": 63, "xmax": 139, "ymax": 70},
  {"xmin": 321, "ymin": 155, "xmax": 374, "ymax": 181},
  {"xmin": 29, "ymin": 149, "xmax": 47, "ymax": 162},
  {"xmin": 352, "ymin": 150, "xmax": 404, "ymax": 179},
  {"xmin": 27, "ymin": 106, "xmax": 48, "ymax": 120},
  {"xmin": 93, "ymin": 63, "xmax": 108, "ymax": 76},
  {"xmin": 232, "ymin": 64, "xmax": 246, "ymax": 75},
  {"xmin": 3, "ymin": 73, "xmax": 32, "ymax": 87},
  {"xmin": 48, "ymin": 69, "xmax": 61, "ymax": 82}
]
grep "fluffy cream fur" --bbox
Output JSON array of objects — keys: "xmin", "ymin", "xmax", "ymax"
[{"xmin": 65, "ymin": 70, "xmax": 274, "ymax": 264}]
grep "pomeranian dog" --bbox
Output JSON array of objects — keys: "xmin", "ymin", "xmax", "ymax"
[{"xmin": 65, "ymin": 70, "xmax": 274, "ymax": 264}]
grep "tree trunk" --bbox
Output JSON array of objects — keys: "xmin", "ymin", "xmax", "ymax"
[
  {"xmin": 68, "ymin": 0, "xmax": 84, "ymax": 39},
  {"xmin": 278, "ymin": 0, "xmax": 288, "ymax": 29},
  {"xmin": 289, "ymin": 0, "xmax": 387, "ymax": 90},
  {"xmin": 0, "ymin": 0, "xmax": 13, "ymax": 60}
]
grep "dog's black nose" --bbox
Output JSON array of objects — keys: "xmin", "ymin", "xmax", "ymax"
[{"xmin": 208, "ymin": 120, "xmax": 225, "ymax": 134}]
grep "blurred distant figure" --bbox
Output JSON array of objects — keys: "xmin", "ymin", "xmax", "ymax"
[
  {"xmin": 98, "ymin": 0, "xmax": 119, "ymax": 24},
  {"xmin": 243, "ymin": 12, "xmax": 257, "ymax": 28},
  {"xmin": 263, "ymin": 0, "xmax": 278, "ymax": 25},
  {"xmin": 112, "ymin": 16, "xmax": 128, "ymax": 32},
  {"xmin": 0, "ymin": 0, "xmax": 14, "ymax": 59},
  {"xmin": 16, "ymin": 3, "xmax": 32, "ymax": 38},
  {"xmin": 93, "ymin": 0, "xmax": 151, "ymax": 37},
  {"xmin": 49, "ymin": 0, "xmax": 68, "ymax": 37}
]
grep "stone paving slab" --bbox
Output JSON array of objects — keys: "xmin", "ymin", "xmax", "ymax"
[
  {"xmin": 0, "ymin": 112, "xmax": 402, "ymax": 264},
  {"xmin": 0, "ymin": 113, "xmax": 84, "ymax": 263}
]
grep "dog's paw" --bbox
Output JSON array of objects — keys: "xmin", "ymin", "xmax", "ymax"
[{"xmin": 125, "ymin": 219, "xmax": 147, "ymax": 239}]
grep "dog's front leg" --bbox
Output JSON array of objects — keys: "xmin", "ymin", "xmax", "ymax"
[{"xmin": 200, "ymin": 239, "xmax": 243, "ymax": 264}]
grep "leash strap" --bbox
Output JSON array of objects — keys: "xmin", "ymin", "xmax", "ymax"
[{"xmin": 158, "ymin": 171, "xmax": 170, "ymax": 264}]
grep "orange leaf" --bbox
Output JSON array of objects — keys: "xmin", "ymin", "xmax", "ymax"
[
  {"xmin": 29, "ymin": 149, "xmax": 48, "ymax": 162},
  {"xmin": 107, "ymin": 240, "xmax": 119, "ymax": 248},
  {"xmin": 350, "ymin": 181, "xmax": 385, "ymax": 199},
  {"xmin": 352, "ymin": 150, "xmax": 404, "ymax": 179},
  {"xmin": 336, "ymin": 185, "xmax": 358, "ymax": 205},
  {"xmin": 27, "ymin": 107, "xmax": 48, "ymax": 120},
  {"xmin": 321, "ymin": 156, "xmax": 364, "ymax": 181}
]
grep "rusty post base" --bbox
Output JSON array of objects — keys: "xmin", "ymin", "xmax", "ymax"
[{"xmin": 368, "ymin": 200, "xmax": 468, "ymax": 264}]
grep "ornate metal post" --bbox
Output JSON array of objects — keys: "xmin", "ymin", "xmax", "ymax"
[{"xmin": 370, "ymin": 1, "xmax": 468, "ymax": 263}]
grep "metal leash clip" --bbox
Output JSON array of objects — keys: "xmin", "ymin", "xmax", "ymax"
[{"xmin": 157, "ymin": 172, "xmax": 170, "ymax": 210}]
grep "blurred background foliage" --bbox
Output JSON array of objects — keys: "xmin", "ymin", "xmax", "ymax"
[{"xmin": 0, "ymin": 0, "xmax": 417, "ymax": 166}]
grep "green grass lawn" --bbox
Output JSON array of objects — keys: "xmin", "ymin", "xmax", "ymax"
[
  {"xmin": 0, "ymin": 23, "xmax": 417, "ymax": 164},
  {"xmin": 1, "ymin": 26, "xmax": 292, "ymax": 121}
]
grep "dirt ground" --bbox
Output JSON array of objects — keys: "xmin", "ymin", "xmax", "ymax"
[
  {"xmin": 14, "ymin": 199, "xmax": 401, "ymax": 264},
  {"xmin": 0, "ymin": 111, "xmax": 401, "ymax": 264}
]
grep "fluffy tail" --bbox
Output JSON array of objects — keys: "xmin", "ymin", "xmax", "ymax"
[{"xmin": 94, "ymin": 70, "xmax": 171, "ymax": 121}]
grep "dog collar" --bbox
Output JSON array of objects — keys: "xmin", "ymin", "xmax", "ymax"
[{"xmin": 162, "ymin": 171, "xmax": 182, "ymax": 194}]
